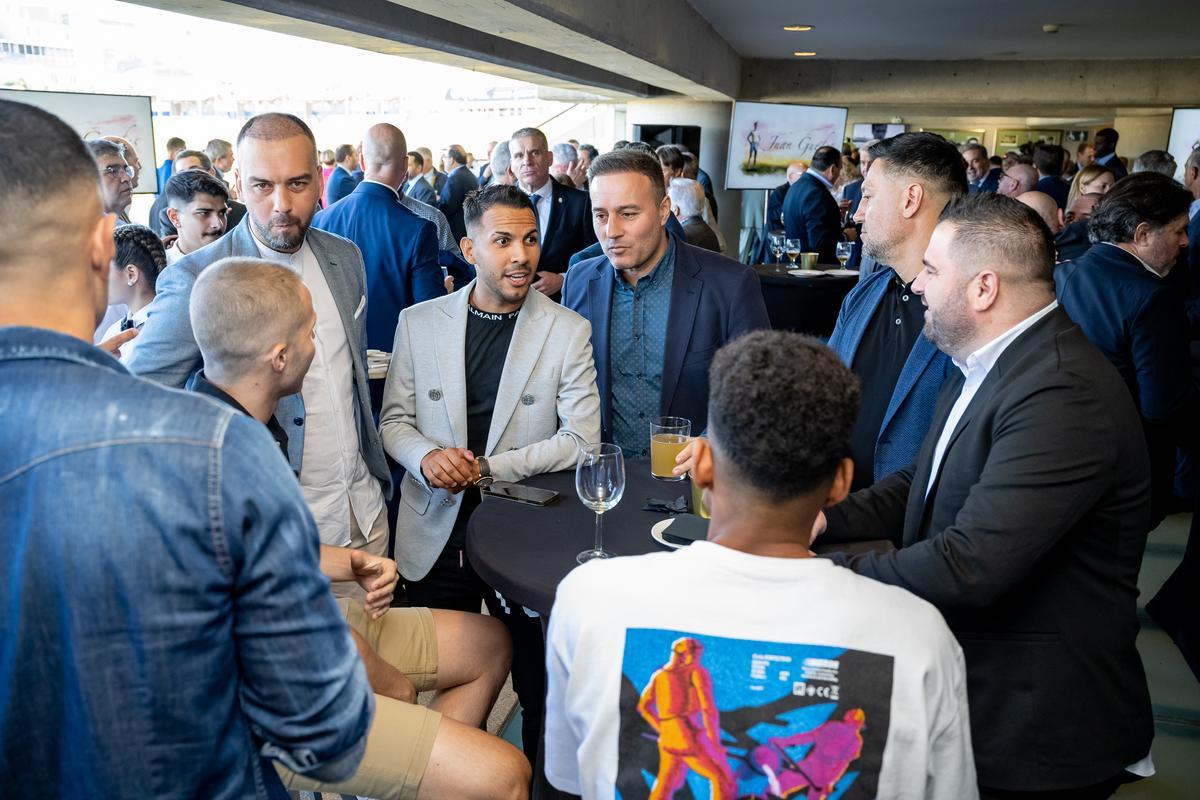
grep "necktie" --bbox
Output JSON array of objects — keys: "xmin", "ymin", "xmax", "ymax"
[
  {"xmin": 529, "ymin": 193, "xmax": 543, "ymax": 236},
  {"xmin": 120, "ymin": 317, "xmax": 135, "ymax": 331}
]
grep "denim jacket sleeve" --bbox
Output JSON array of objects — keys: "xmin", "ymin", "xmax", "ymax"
[{"xmin": 218, "ymin": 414, "xmax": 374, "ymax": 781}]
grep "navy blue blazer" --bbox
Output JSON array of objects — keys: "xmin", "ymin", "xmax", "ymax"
[
  {"xmin": 568, "ymin": 214, "xmax": 685, "ymax": 268},
  {"xmin": 538, "ymin": 180, "xmax": 597, "ymax": 273},
  {"xmin": 696, "ymin": 168, "xmax": 717, "ymax": 220},
  {"xmin": 1036, "ymin": 175, "xmax": 1069, "ymax": 209},
  {"xmin": 1096, "ymin": 153, "xmax": 1127, "ymax": 180},
  {"xmin": 766, "ymin": 181, "xmax": 788, "ymax": 230},
  {"xmin": 437, "ymin": 166, "xmax": 478, "ymax": 241},
  {"xmin": 561, "ymin": 234, "xmax": 770, "ymax": 438},
  {"xmin": 312, "ymin": 181, "xmax": 443, "ymax": 352},
  {"xmin": 324, "ymin": 165, "xmax": 360, "ymax": 207},
  {"xmin": 405, "ymin": 177, "xmax": 438, "ymax": 206},
  {"xmin": 842, "ymin": 178, "xmax": 863, "ymax": 218},
  {"xmin": 1187, "ymin": 211, "xmax": 1200, "ymax": 333},
  {"xmin": 827, "ymin": 267, "xmax": 955, "ymax": 482},
  {"xmin": 783, "ymin": 172, "xmax": 841, "ymax": 263},
  {"xmin": 969, "ymin": 167, "xmax": 1002, "ymax": 195}
]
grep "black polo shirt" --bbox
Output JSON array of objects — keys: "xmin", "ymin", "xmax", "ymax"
[
  {"xmin": 847, "ymin": 269, "xmax": 925, "ymax": 490},
  {"xmin": 190, "ymin": 371, "xmax": 293, "ymax": 471}
]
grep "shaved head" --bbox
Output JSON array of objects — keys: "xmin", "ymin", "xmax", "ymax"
[
  {"xmin": 1016, "ymin": 191, "xmax": 1064, "ymax": 235},
  {"xmin": 362, "ymin": 123, "xmax": 407, "ymax": 171}
]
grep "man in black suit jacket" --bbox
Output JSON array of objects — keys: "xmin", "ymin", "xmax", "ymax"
[
  {"xmin": 1093, "ymin": 127, "xmax": 1127, "ymax": 180},
  {"xmin": 963, "ymin": 143, "xmax": 1001, "ymax": 194},
  {"xmin": 783, "ymin": 145, "xmax": 842, "ymax": 264},
  {"xmin": 510, "ymin": 126, "xmax": 596, "ymax": 297},
  {"xmin": 436, "ymin": 144, "xmax": 478, "ymax": 242},
  {"xmin": 1055, "ymin": 173, "xmax": 1193, "ymax": 525},
  {"xmin": 1033, "ymin": 143, "xmax": 1070, "ymax": 209},
  {"xmin": 815, "ymin": 193, "xmax": 1154, "ymax": 796}
]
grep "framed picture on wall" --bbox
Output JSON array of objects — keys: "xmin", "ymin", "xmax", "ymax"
[
  {"xmin": 922, "ymin": 128, "xmax": 987, "ymax": 146},
  {"xmin": 1064, "ymin": 129, "xmax": 1090, "ymax": 143},
  {"xmin": 996, "ymin": 129, "xmax": 1062, "ymax": 151}
]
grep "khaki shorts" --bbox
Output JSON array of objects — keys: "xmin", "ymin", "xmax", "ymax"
[{"xmin": 276, "ymin": 602, "xmax": 442, "ymax": 800}]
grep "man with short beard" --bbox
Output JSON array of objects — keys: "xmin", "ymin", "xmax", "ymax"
[
  {"xmin": 827, "ymin": 132, "xmax": 966, "ymax": 490},
  {"xmin": 128, "ymin": 113, "xmax": 392, "ymax": 586}
]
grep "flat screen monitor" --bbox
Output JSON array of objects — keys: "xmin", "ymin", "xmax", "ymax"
[
  {"xmin": 0, "ymin": 88, "xmax": 158, "ymax": 193},
  {"xmin": 725, "ymin": 100, "xmax": 847, "ymax": 190},
  {"xmin": 1166, "ymin": 108, "xmax": 1200, "ymax": 182},
  {"xmin": 851, "ymin": 122, "xmax": 906, "ymax": 143}
]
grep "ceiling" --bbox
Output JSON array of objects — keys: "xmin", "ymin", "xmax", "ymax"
[{"xmin": 688, "ymin": 0, "xmax": 1200, "ymax": 61}]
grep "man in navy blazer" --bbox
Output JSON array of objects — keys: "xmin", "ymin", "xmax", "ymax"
[
  {"xmin": 1033, "ymin": 143, "xmax": 1070, "ymax": 209},
  {"xmin": 562, "ymin": 149, "xmax": 769, "ymax": 455},
  {"xmin": 1093, "ymin": 127, "xmax": 1128, "ymax": 180},
  {"xmin": 312, "ymin": 124, "xmax": 444, "ymax": 354},
  {"xmin": 829, "ymin": 133, "xmax": 967, "ymax": 489},
  {"xmin": 509, "ymin": 127, "xmax": 596, "ymax": 297},
  {"xmin": 403, "ymin": 150, "xmax": 438, "ymax": 205},
  {"xmin": 1055, "ymin": 173, "xmax": 1194, "ymax": 524},
  {"xmin": 324, "ymin": 143, "xmax": 361, "ymax": 207},
  {"xmin": 436, "ymin": 144, "xmax": 478, "ymax": 242},
  {"xmin": 783, "ymin": 145, "xmax": 843, "ymax": 264},
  {"xmin": 963, "ymin": 143, "xmax": 1001, "ymax": 194}
]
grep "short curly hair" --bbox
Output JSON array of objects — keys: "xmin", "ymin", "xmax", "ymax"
[{"xmin": 707, "ymin": 331, "xmax": 860, "ymax": 499}]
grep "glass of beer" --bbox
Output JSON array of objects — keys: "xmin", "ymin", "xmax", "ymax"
[
  {"xmin": 785, "ymin": 238, "xmax": 802, "ymax": 266},
  {"xmin": 650, "ymin": 416, "xmax": 691, "ymax": 480},
  {"xmin": 836, "ymin": 241, "xmax": 853, "ymax": 267}
]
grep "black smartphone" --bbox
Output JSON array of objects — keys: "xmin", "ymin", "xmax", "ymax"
[{"xmin": 482, "ymin": 481, "xmax": 561, "ymax": 507}]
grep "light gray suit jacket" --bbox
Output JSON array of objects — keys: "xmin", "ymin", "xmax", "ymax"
[
  {"xmin": 126, "ymin": 217, "xmax": 391, "ymax": 497},
  {"xmin": 379, "ymin": 282, "xmax": 601, "ymax": 580}
]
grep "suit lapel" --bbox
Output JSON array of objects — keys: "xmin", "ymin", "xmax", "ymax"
[
  {"xmin": 880, "ymin": 332, "xmax": 939, "ymax": 434},
  {"xmin": 306, "ymin": 232, "xmax": 361, "ymax": 357},
  {"xmin": 486, "ymin": 294, "xmax": 552, "ymax": 454},
  {"xmin": 904, "ymin": 371, "xmax": 963, "ymax": 542},
  {"xmin": 588, "ymin": 260, "xmax": 615, "ymax": 429},
  {"xmin": 660, "ymin": 241, "xmax": 701, "ymax": 414},
  {"xmin": 842, "ymin": 271, "xmax": 890, "ymax": 363},
  {"xmin": 542, "ymin": 181, "xmax": 564, "ymax": 253},
  {"xmin": 434, "ymin": 284, "xmax": 470, "ymax": 447}
]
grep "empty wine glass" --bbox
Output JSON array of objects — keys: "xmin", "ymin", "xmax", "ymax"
[{"xmin": 575, "ymin": 443, "xmax": 625, "ymax": 563}]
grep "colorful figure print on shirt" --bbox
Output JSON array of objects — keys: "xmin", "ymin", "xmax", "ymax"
[{"xmin": 617, "ymin": 629, "xmax": 894, "ymax": 800}]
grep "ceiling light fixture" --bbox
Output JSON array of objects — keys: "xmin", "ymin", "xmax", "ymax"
[
  {"xmin": 793, "ymin": 51, "xmax": 817, "ymax": 57},
  {"xmin": 783, "ymin": 25, "xmax": 814, "ymax": 32}
]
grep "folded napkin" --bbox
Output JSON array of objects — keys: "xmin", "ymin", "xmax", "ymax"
[
  {"xmin": 662, "ymin": 514, "xmax": 709, "ymax": 546},
  {"xmin": 644, "ymin": 495, "xmax": 689, "ymax": 514}
]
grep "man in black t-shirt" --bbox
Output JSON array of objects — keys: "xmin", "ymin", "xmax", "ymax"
[{"xmin": 380, "ymin": 184, "xmax": 601, "ymax": 759}]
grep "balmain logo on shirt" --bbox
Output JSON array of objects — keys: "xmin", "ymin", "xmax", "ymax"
[{"xmin": 468, "ymin": 304, "xmax": 521, "ymax": 322}]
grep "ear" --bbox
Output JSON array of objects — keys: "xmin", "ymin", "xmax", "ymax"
[
  {"xmin": 691, "ymin": 437, "xmax": 715, "ymax": 490},
  {"xmin": 267, "ymin": 342, "xmax": 288, "ymax": 375},
  {"xmin": 125, "ymin": 263, "xmax": 140, "ymax": 286},
  {"xmin": 165, "ymin": 206, "xmax": 180, "ymax": 231},
  {"xmin": 972, "ymin": 269, "xmax": 1001, "ymax": 311},
  {"xmin": 901, "ymin": 182, "xmax": 925, "ymax": 219},
  {"xmin": 824, "ymin": 457, "xmax": 853, "ymax": 507},
  {"xmin": 460, "ymin": 235, "xmax": 476, "ymax": 265},
  {"xmin": 89, "ymin": 213, "xmax": 117, "ymax": 280},
  {"xmin": 1132, "ymin": 221, "xmax": 1152, "ymax": 246},
  {"xmin": 658, "ymin": 192, "xmax": 673, "ymax": 227}
]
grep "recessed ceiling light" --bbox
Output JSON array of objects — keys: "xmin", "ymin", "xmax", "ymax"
[
  {"xmin": 783, "ymin": 25, "xmax": 814, "ymax": 32},
  {"xmin": 793, "ymin": 51, "xmax": 817, "ymax": 57}
]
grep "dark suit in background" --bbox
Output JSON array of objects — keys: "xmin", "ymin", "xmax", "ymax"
[
  {"xmin": 680, "ymin": 216, "xmax": 720, "ymax": 253},
  {"xmin": 324, "ymin": 165, "xmax": 360, "ymax": 207},
  {"xmin": 766, "ymin": 181, "xmax": 788, "ymax": 230},
  {"xmin": 536, "ymin": 180, "xmax": 596, "ymax": 274},
  {"xmin": 696, "ymin": 167, "xmax": 717, "ymax": 221},
  {"xmin": 823, "ymin": 307, "xmax": 1154, "ymax": 792},
  {"xmin": 437, "ymin": 165, "xmax": 479, "ymax": 242},
  {"xmin": 1187, "ymin": 210, "xmax": 1200, "ymax": 334},
  {"xmin": 1036, "ymin": 175, "xmax": 1070, "ymax": 209},
  {"xmin": 1097, "ymin": 152, "xmax": 1128, "ymax": 180},
  {"xmin": 783, "ymin": 171, "xmax": 841, "ymax": 264},
  {"xmin": 1055, "ymin": 242, "xmax": 1193, "ymax": 523},
  {"xmin": 561, "ymin": 234, "xmax": 770, "ymax": 439},
  {"xmin": 405, "ymin": 176, "xmax": 438, "ymax": 206},
  {"xmin": 1054, "ymin": 220, "xmax": 1091, "ymax": 262},
  {"xmin": 312, "ymin": 181, "xmax": 444, "ymax": 354}
]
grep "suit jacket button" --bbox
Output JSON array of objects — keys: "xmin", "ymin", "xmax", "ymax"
[
  {"xmin": 429, "ymin": 389, "xmax": 442, "ymax": 401},
  {"xmin": 293, "ymin": 417, "xmax": 304, "ymax": 426},
  {"xmin": 521, "ymin": 394, "xmax": 535, "ymax": 405},
  {"xmin": 440, "ymin": 497, "xmax": 455, "ymax": 507}
]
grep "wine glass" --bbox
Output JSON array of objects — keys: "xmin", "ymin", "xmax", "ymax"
[
  {"xmin": 769, "ymin": 233, "xmax": 785, "ymax": 265},
  {"xmin": 836, "ymin": 241, "xmax": 853, "ymax": 268},
  {"xmin": 785, "ymin": 238, "xmax": 802, "ymax": 267},
  {"xmin": 576, "ymin": 443, "xmax": 625, "ymax": 563}
]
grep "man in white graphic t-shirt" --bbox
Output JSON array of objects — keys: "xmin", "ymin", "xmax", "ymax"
[{"xmin": 545, "ymin": 330, "xmax": 977, "ymax": 800}]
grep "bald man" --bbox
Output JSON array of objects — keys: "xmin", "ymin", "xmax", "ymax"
[
  {"xmin": 998, "ymin": 162, "xmax": 1037, "ymax": 198},
  {"xmin": 1016, "ymin": 191, "xmax": 1064, "ymax": 235},
  {"xmin": 312, "ymin": 122, "xmax": 443, "ymax": 353}
]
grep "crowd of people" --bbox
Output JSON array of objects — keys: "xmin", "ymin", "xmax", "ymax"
[{"xmin": 2, "ymin": 93, "xmax": 1198, "ymax": 800}]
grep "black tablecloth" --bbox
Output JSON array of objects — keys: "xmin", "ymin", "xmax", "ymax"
[
  {"xmin": 752, "ymin": 264, "xmax": 858, "ymax": 337},
  {"xmin": 466, "ymin": 460, "xmax": 892, "ymax": 616}
]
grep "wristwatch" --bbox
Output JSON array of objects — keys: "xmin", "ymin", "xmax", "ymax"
[{"xmin": 474, "ymin": 456, "xmax": 494, "ymax": 488}]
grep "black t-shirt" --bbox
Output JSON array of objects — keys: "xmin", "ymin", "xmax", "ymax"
[
  {"xmin": 847, "ymin": 270, "xmax": 925, "ymax": 491},
  {"xmin": 189, "ymin": 370, "xmax": 294, "ymax": 472},
  {"xmin": 449, "ymin": 302, "xmax": 520, "ymax": 548}
]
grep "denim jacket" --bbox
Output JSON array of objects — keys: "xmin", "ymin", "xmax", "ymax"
[{"xmin": 0, "ymin": 327, "xmax": 372, "ymax": 798}]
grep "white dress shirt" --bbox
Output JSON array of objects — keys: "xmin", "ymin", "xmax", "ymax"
[
  {"xmin": 252, "ymin": 234, "xmax": 385, "ymax": 546},
  {"xmin": 164, "ymin": 243, "xmax": 183, "ymax": 265},
  {"xmin": 99, "ymin": 304, "xmax": 150, "ymax": 363},
  {"xmin": 526, "ymin": 178, "xmax": 554, "ymax": 238},
  {"xmin": 924, "ymin": 301, "xmax": 1059, "ymax": 499}
]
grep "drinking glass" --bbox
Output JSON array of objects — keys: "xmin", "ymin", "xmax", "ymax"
[
  {"xmin": 836, "ymin": 241, "xmax": 853, "ymax": 268},
  {"xmin": 769, "ymin": 233, "xmax": 785, "ymax": 265},
  {"xmin": 576, "ymin": 443, "xmax": 625, "ymax": 563},
  {"xmin": 785, "ymin": 238, "xmax": 802, "ymax": 266},
  {"xmin": 650, "ymin": 416, "xmax": 691, "ymax": 480}
]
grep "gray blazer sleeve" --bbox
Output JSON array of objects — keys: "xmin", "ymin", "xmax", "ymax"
[
  {"xmin": 125, "ymin": 260, "xmax": 202, "ymax": 388},
  {"xmin": 378, "ymin": 309, "xmax": 442, "ymax": 484},
  {"xmin": 488, "ymin": 317, "xmax": 601, "ymax": 481}
]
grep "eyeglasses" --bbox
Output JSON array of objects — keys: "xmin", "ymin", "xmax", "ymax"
[{"xmin": 101, "ymin": 164, "xmax": 134, "ymax": 180}]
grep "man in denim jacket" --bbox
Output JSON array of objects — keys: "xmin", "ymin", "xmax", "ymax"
[{"xmin": 0, "ymin": 101, "xmax": 372, "ymax": 797}]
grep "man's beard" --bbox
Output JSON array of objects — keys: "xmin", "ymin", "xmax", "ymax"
[
  {"xmin": 251, "ymin": 211, "xmax": 307, "ymax": 251},
  {"xmin": 862, "ymin": 226, "xmax": 899, "ymax": 266},
  {"xmin": 923, "ymin": 292, "xmax": 974, "ymax": 360}
]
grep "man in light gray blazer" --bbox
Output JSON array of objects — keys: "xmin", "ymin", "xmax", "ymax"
[
  {"xmin": 379, "ymin": 184, "xmax": 600, "ymax": 759},
  {"xmin": 127, "ymin": 114, "xmax": 391, "ymax": 596}
]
